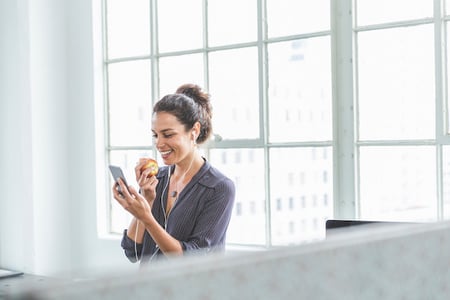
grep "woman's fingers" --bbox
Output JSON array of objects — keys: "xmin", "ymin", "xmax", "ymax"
[
  {"xmin": 112, "ymin": 181, "xmax": 128, "ymax": 207},
  {"xmin": 116, "ymin": 178, "xmax": 131, "ymax": 198},
  {"xmin": 113, "ymin": 183, "xmax": 151, "ymax": 220},
  {"xmin": 112, "ymin": 174, "xmax": 154, "ymax": 221},
  {"xmin": 137, "ymin": 171, "xmax": 158, "ymax": 187},
  {"xmin": 134, "ymin": 158, "xmax": 148, "ymax": 181},
  {"xmin": 128, "ymin": 185, "xmax": 141, "ymax": 198},
  {"xmin": 113, "ymin": 180, "xmax": 137, "ymax": 212}
]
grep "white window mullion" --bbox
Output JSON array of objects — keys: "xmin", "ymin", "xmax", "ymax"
[
  {"xmin": 258, "ymin": 0, "xmax": 272, "ymax": 247},
  {"xmin": 434, "ymin": 0, "xmax": 445, "ymax": 220},
  {"xmin": 331, "ymin": 0, "xmax": 357, "ymax": 219}
]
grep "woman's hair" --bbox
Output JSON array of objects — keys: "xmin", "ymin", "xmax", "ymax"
[{"xmin": 153, "ymin": 84, "xmax": 213, "ymax": 144}]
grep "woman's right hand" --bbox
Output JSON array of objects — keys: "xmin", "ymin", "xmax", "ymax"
[
  {"xmin": 113, "ymin": 179, "xmax": 153, "ymax": 224},
  {"xmin": 135, "ymin": 158, "xmax": 159, "ymax": 206}
]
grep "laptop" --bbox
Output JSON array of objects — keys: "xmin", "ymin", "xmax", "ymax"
[{"xmin": 325, "ymin": 219, "xmax": 414, "ymax": 237}]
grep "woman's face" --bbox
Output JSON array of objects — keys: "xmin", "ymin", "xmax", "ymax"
[{"xmin": 151, "ymin": 111, "xmax": 193, "ymax": 165}]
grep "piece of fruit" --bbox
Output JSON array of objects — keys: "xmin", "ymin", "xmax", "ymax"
[{"xmin": 141, "ymin": 158, "xmax": 159, "ymax": 177}]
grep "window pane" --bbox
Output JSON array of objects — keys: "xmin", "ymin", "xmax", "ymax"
[
  {"xmin": 443, "ymin": 146, "xmax": 450, "ymax": 219},
  {"xmin": 356, "ymin": 0, "xmax": 432, "ymax": 26},
  {"xmin": 209, "ymin": 148, "xmax": 266, "ymax": 245},
  {"xmin": 109, "ymin": 149, "xmax": 156, "ymax": 233},
  {"xmin": 209, "ymin": 47, "xmax": 259, "ymax": 140},
  {"xmin": 266, "ymin": 0, "xmax": 329, "ymax": 38},
  {"xmin": 108, "ymin": 60, "xmax": 152, "ymax": 147},
  {"xmin": 270, "ymin": 147, "xmax": 333, "ymax": 245},
  {"xmin": 268, "ymin": 37, "xmax": 332, "ymax": 143},
  {"xmin": 106, "ymin": 0, "xmax": 150, "ymax": 59},
  {"xmin": 359, "ymin": 146, "xmax": 437, "ymax": 221},
  {"xmin": 358, "ymin": 25, "xmax": 435, "ymax": 140},
  {"xmin": 159, "ymin": 53, "xmax": 204, "ymax": 96},
  {"xmin": 446, "ymin": 23, "xmax": 450, "ymax": 135},
  {"xmin": 157, "ymin": 0, "xmax": 203, "ymax": 53},
  {"xmin": 208, "ymin": 0, "xmax": 257, "ymax": 46}
]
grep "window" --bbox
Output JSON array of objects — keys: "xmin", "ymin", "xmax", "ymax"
[
  {"xmin": 102, "ymin": 0, "xmax": 450, "ymax": 248},
  {"xmin": 354, "ymin": 0, "xmax": 446, "ymax": 222},
  {"xmin": 289, "ymin": 197, "xmax": 295, "ymax": 210}
]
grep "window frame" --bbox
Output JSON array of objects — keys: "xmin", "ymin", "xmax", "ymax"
[{"xmin": 100, "ymin": 0, "xmax": 450, "ymax": 248}]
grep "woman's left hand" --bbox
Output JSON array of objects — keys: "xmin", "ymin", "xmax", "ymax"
[{"xmin": 135, "ymin": 158, "xmax": 159, "ymax": 206}]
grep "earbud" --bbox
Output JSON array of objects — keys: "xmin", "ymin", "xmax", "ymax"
[{"xmin": 192, "ymin": 132, "xmax": 197, "ymax": 145}]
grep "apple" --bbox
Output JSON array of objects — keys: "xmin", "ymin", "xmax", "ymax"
[{"xmin": 141, "ymin": 158, "xmax": 159, "ymax": 177}]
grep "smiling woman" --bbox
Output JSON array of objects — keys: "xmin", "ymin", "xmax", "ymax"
[{"xmin": 112, "ymin": 84, "xmax": 236, "ymax": 264}]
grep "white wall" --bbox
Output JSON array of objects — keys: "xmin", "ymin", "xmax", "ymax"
[
  {"xmin": 0, "ymin": 0, "xmax": 130, "ymax": 277},
  {"xmin": 0, "ymin": 0, "xmax": 35, "ymax": 274}
]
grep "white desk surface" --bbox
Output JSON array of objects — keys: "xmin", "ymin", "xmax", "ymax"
[{"xmin": 0, "ymin": 273, "xmax": 70, "ymax": 299}]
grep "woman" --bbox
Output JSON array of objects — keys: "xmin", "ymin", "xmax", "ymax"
[{"xmin": 113, "ymin": 84, "xmax": 235, "ymax": 264}]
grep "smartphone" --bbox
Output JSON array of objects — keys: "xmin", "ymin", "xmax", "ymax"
[{"xmin": 109, "ymin": 165, "xmax": 130, "ymax": 196}]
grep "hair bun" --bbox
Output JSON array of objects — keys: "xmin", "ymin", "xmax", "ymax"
[{"xmin": 176, "ymin": 83, "xmax": 202, "ymax": 101}]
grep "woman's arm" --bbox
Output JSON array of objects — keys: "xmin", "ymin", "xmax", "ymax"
[
  {"xmin": 120, "ymin": 218, "xmax": 146, "ymax": 263},
  {"xmin": 126, "ymin": 218, "xmax": 145, "ymax": 243},
  {"xmin": 140, "ymin": 214, "xmax": 184, "ymax": 256}
]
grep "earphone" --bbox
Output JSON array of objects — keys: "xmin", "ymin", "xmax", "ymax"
[
  {"xmin": 161, "ymin": 166, "xmax": 172, "ymax": 230},
  {"xmin": 192, "ymin": 132, "xmax": 198, "ymax": 145},
  {"xmin": 149, "ymin": 166, "xmax": 172, "ymax": 260},
  {"xmin": 134, "ymin": 222, "xmax": 140, "ymax": 262}
]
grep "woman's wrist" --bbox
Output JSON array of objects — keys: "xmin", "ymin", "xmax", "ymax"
[
  {"xmin": 138, "ymin": 189, "xmax": 153, "ymax": 204},
  {"xmin": 140, "ymin": 213, "xmax": 156, "ymax": 230}
]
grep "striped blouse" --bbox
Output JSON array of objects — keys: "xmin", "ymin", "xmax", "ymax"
[{"xmin": 121, "ymin": 159, "xmax": 235, "ymax": 264}]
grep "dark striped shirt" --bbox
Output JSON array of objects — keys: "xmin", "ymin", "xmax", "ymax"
[{"xmin": 121, "ymin": 159, "xmax": 235, "ymax": 264}]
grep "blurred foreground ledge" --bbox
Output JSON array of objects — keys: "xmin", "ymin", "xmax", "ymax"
[{"xmin": 5, "ymin": 220, "xmax": 450, "ymax": 300}]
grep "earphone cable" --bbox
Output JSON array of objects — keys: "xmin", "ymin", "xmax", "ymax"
[
  {"xmin": 134, "ymin": 166, "xmax": 172, "ymax": 262},
  {"xmin": 134, "ymin": 221, "xmax": 139, "ymax": 262}
]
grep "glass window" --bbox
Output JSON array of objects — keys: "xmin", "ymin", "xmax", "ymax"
[
  {"xmin": 359, "ymin": 146, "xmax": 437, "ymax": 221},
  {"xmin": 269, "ymin": 147, "xmax": 333, "ymax": 245},
  {"xmin": 207, "ymin": 0, "xmax": 257, "ymax": 47},
  {"xmin": 108, "ymin": 60, "xmax": 152, "ymax": 147},
  {"xmin": 442, "ymin": 146, "xmax": 450, "ymax": 219},
  {"xmin": 268, "ymin": 37, "xmax": 332, "ymax": 142},
  {"xmin": 103, "ymin": 1, "xmax": 450, "ymax": 249},
  {"xmin": 357, "ymin": 25, "xmax": 435, "ymax": 140},
  {"xmin": 159, "ymin": 53, "xmax": 204, "ymax": 96},
  {"xmin": 356, "ymin": 0, "xmax": 432, "ymax": 26},
  {"xmin": 266, "ymin": 0, "xmax": 329, "ymax": 38},
  {"xmin": 209, "ymin": 47, "xmax": 260, "ymax": 140},
  {"xmin": 104, "ymin": 0, "xmax": 332, "ymax": 245},
  {"xmin": 446, "ymin": 22, "xmax": 450, "ymax": 135},
  {"xmin": 157, "ymin": 0, "xmax": 203, "ymax": 53},
  {"xmin": 354, "ymin": 0, "xmax": 445, "ymax": 226},
  {"xmin": 106, "ymin": 0, "xmax": 150, "ymax": 59}
]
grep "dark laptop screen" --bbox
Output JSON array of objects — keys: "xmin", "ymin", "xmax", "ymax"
[{"xmin": 325, "ymin": 219, "xmax": 414, "ymax": 237}]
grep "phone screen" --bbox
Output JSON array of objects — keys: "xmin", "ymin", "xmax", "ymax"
[{"xmin": 109, "ymin": 165, "xmax": 130, "ymax": 195}]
